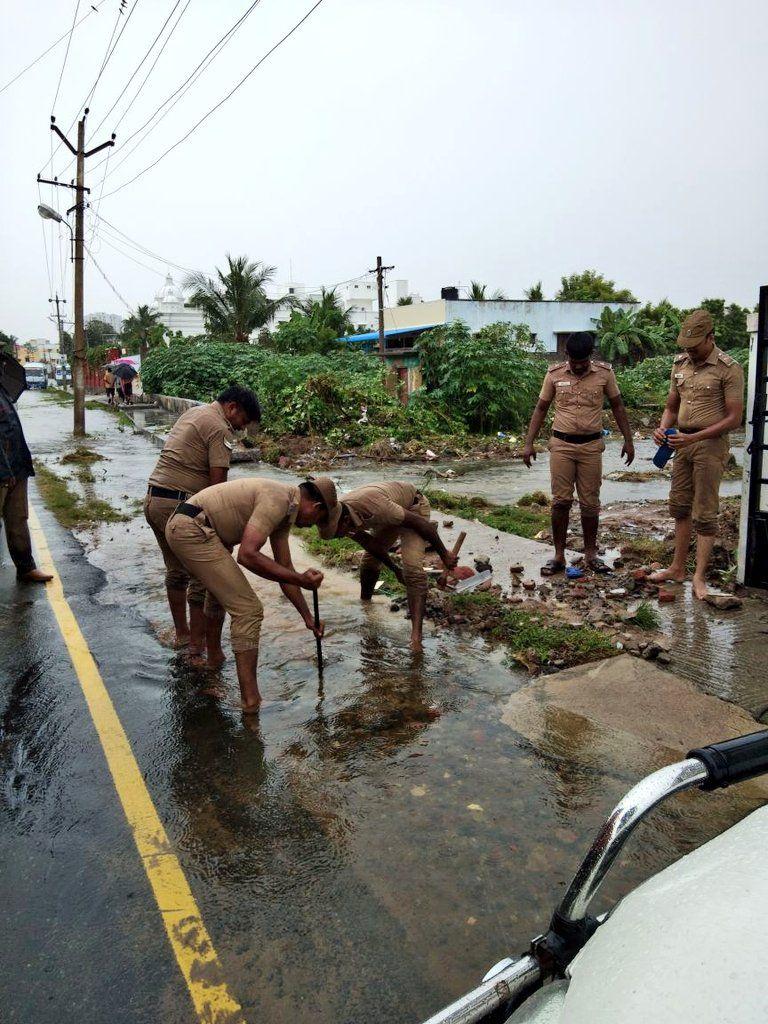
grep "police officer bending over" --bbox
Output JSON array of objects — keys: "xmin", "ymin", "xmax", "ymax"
[
  {"xmin": 165, "ymin": 477, "xmax": 337, "ymax": 712},
  {"xmin": 649, "ymin": 309, "xmax": 744, "ymax": 599},
  {"xmin": 145, "ymin": 384, "xmax": 261, "ymax": 665},
  {"xmin": 522, "ymin": 331, "xmax": 635, "ymax": 575}
]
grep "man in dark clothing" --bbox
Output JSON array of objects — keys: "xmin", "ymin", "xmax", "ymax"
[{"xmin": 0, "ymin": 383, "xmax": 52, "ymax": 583}]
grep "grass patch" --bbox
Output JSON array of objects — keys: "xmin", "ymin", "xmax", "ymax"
[
  {"xmin": 631, "ymin": 600, "xmax": 661, "ymax": 630},
  {"xmin": 424, "ymin": 488, "xmax": 549, "ymax": 539},
  {"xmin": 42, "ymin": 387, "xmax": 74, "ymax": 404},
  {"xmin": 34, "ymin": 461, "xmax": 129, "ymax": 529},
  {"xmin": 84, "ymin": 400, "xmax": 134, "ymax": 428},
  {"xmin": 517, "ymin": 490, "xmax": 550, "ymax": 507},
  {"xmin": 60, "ymin": 445, "xmax": 104, "ymax": 464},
  {"xmin": 616, "ymin": 535, "xmax": 669, "ymax": 563},
  {"xmin": 451, "ymin": 590, "xmax": 616, "ymax": 665}
]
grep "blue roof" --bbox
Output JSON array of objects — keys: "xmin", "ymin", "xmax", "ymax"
[{"xmin": 340, "ymin": 324, "xmax": 439, "ymax": 344}]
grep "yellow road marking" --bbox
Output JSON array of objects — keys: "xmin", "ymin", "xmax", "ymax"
[{"xmin": 28, "ymin": 506, "xmax": 245, "ymax": 1024}]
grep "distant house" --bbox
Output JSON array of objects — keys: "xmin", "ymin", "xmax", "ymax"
[
  {"xmin": 747, "ymin": 311, "xmax": 758, "ymax": 348},
  {"xmin": 341, "ymin": 291, "xmax": 639, "ymax": 397}
]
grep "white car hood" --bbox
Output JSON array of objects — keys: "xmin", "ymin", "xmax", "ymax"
[{"xmin": 559, "ymin": 804, "xmax": 768, "ymax": 1023}]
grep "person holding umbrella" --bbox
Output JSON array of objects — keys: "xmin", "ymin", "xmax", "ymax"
[
  {"xmin": 0, "ymin": 353, "xmax": 52, "ymax": 584},
  {"xmin": 112, "ymin": 361, "xmax": 137, "ymax": 406}
]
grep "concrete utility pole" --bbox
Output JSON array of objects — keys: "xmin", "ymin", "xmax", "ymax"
[
  {"xmin": 49, "ymin": 293, "xmax": 66, "ymax": 355},
  {"xmin": 38, "ymin": 110, "xmax": 114, "ymax": 436},
  {"xmin": 369, "ymin": 255, "xmax": 394, "ymax": 356}
]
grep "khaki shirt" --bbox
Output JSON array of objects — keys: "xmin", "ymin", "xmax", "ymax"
[
  {"xmin": 342, "ymin": 481, "xmax": 419, "ymax": 531},
  {"xmin": 190, "ymin": 478, "xmax": 300, "ymax": 548},
  {"xmin": 672, "ymin": 347, "xmax": 744, "ymax": 430},
  {"xmin": 149, "ymin": 401, "xmax": 235, "ymax": 495},
  {"xmin": 103, "ymin": 371, "xmax": 115, "ymax": 386},
  {"xmin": 539, "ymin": 360, "xmax": 620, "ymax": 434}
]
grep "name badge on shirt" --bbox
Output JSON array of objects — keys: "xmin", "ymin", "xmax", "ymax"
[
  {"xmin": 674, "ymin": 373, "xmax": 684, "ymax": 381},
  {"xmin": 556, "ymin": 381, "xmax": 572, "ymax": 387}
]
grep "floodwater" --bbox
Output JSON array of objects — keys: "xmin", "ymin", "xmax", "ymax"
[
  {"xmin": 9, "ymin": 391, "xmax": 765, "ymax": 1023},
  {"xmin": 129, "ymin": 404, "xmax": 744, "ymax": 505}
]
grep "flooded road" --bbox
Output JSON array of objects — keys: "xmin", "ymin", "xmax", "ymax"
[{"xmin": 1, "ymin": 391, "xmax": 763, "ymax": 1023}]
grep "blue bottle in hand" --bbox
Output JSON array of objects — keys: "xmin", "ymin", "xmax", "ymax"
[{"xmin": 653, "ymin": 428, "xmax": 677, "ymax": 469}]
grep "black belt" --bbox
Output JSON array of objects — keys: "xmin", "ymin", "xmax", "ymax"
[
  {"xmin": 678, "ymin": 427, "xmax": 702, "ymax": 435},
  {"xmin": 552, "ymin": 430, "xmax": 602, "ymax": 444},
  {"xmin": 148, "ymin": 484, "xmax": 189, "ymax": 502},
  {"xmin": 176, "ymin": 502, "xmax": 205, "ymax": 519}
]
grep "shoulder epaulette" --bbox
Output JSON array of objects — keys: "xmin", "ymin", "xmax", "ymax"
[
  {"xmin": 593, "ymin": 360, "xmax": 612, "ymax": 370},
  {"xmin": 717, "ymin": 350, "xmax": 735, "ymax": 366},
  {"xmin": 547, "ymin": 362, "xmax": 566, "ymax": 373},
  {"xmin": 673, "ymin": 352, "xmax": 687, "ymax": 363}
]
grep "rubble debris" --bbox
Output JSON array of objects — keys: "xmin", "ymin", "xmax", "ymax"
[{"xmin": 704, "ymin": 593, "xmax": 743, "ymax": 611}]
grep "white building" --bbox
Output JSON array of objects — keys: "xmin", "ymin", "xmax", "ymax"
[
  {"xmin": 85, "ymin": 311, "xmax": 123, "ymax": 333},
  {"xmin": 266, "ymin": 275, "xmax": 414, "ymax": 333},
  {"xmin": 151, "ymin": 273, "xmax": 206, "ymax": 337}
]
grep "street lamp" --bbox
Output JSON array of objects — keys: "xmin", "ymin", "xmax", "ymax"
[{"xmin": 37, "ymin": 203, "xmax": 74, "ymax": 261}]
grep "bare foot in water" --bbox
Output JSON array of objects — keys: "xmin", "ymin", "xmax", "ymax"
[
  {"xmin": 206, "ymin": 651, "xmax": 226, "ymax": 671},
  {"xmin": 692, "ymin": 576, "xmax": 709, "ymax": 600},
  {"xmin": 19, "ymin": 568, "xmax": 53, "ymax": 583},
  {"xmin": 409, "ymin": 637, "xmax": 424, "ymax": 654},
  {"xmin": 648, "ymin": 567, "xmax": 686, "ymax": 584}
]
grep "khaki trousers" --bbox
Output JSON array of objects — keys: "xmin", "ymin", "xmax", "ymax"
[
  {"xmin": 668, "ymin": 435, "xmax": 729, "ymax": 536},
  {"xmin": 165, "ymin": 512, "xmax": 263, "ymax": 653},
  {"xmin": 144, "ymin": 494, "xmax": 218, "ymax": 612},
  {"xmin": 360, "ymin": 493, "xmax": 430, "ymax": 596},
  {"xmin": 0, "ymin": 476, "xmax": 36, "ymax": 576},
  {"xmin": 548, "ymin": 436, "xmax": 604, "ymax": 515}
]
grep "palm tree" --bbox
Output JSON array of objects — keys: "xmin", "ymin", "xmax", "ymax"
[
  {"xmin": 184, "ymin": 255, "xmax": 283, "ymax": 343},
  {"xmin": 397, "ymin": 296, "xmax": 414, "ymax": 306},
  {"xmin": 593, "ymin": 307, "xmax": 660, "ymax": 367},
  {"xmin": 524, "ymin": 281, "xmax": 544, "ymax": 301},
  {"xmin": 292, "ymin": 287, "xmax": 353, "ymax": 336},
  {"xmin": 122, "ymin": 304, "xmax": 162, "ymax": 359},
  {"xmin": 468, "ymin": 280, "xmax": 507, "ymax": 301}
]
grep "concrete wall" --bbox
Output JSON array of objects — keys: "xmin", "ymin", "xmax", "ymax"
[
  {"xmin": 383, "ymin": 299, "xmax": 446, "ymax": 331},
  {"xmin": 444, "ymin": 300, "xmax": 638, "ymax": 353},
  {"xmin": 152, "ymin": 393, "xmax": 202, "ymax": 414}
]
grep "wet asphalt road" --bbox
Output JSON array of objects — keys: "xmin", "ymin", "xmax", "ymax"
[{"xmin": 1, "ymin": 391, "xmax": 764, "ymax": 1024}]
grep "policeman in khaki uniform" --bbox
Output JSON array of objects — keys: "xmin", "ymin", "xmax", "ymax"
[
  {"xmin": 522, "ymin": 331, "xmax": 635, "ymax": 574},
  {"xmin": 649, "ymin": 309, "xmax": 744, "ymax": 599},
  {"xmin": 320, "ymin": 481, "xmax": 458, "ymax": 653},
  {"xmin": 144, "ymin": 384, "xmax": 260, "ymax": 664},
  {"xmin": 165, "ymin": 477, "xmax": 337, "ymax": 712}
]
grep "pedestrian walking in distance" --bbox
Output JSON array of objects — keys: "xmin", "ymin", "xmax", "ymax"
[
  {"xmin": 165, "ymin": 477, "xmax": 337, "ymax": 712},
  {"xmin": 649, "ymin": 309, "xmax": 744, "ymax": 599},
  {"xmin": 522, "ymin": 331, "xmax": 635, "ymax": 575},
  {"xmin": 322, "ymin": 481, "xmax": 458, "ymax": 652},
  {"xmin": 103, "ymin": 368, "xmax": 115, "ymax": 406},
  {"xmin": 145, "ymin": 384, "xmax": 261, "ymax": 664},
  {"xmin": 0, "ymin": 379, "xmax": 52, "ymax": 584}
]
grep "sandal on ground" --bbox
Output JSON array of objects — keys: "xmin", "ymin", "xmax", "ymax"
[
  {"xmin": 540, "ymin": 559, "xmax": 565, "ymax": 576},
  {"xmin": 586, "ymin": 558, "xmax": 611, "ymax": 574}
]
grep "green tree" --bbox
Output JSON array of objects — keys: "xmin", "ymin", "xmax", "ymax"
[
  {"xmin": 292, "ymin": 287, "xmax": 352, "ymax": 337},
  {"xmin": 634, "ymin": 300, "xmax": 682, "ymax": 355},
  {"xmin": 121, "ymin": 304, "xmax": 162, "ymax": 359},
  {"xmin": 60, "ymin": 330, "xmax": 73, "ymax": 359},
  {"xmin": 699, "ymin": 298, "xmax": 750, "ymax": 350},
  {"xmin": 556, "ymin": 270, "xmax": 637, "ymax": 303},
  {"xmin": 524, "ymin": 281, "xmax": 544, "ymax": 301},
  {"xmin": 593, "ymin": 307, "xmax": 660, "ymax": 367},
  {"xmin": 0, "ymin": 331, "xmax": 18, "ymax": 357},
  {"xmin": 184, "ymin": 255, "xmax": 284, "ymax": 343},
  {"xmin": 468, "ymin": 281, "xmax": 507, "ymax": 301},
  {"xmin": 397, "ymin": 296, "xmax": 414, "ymax": 305},
  {"xmin": 417, "ymin": 320, "xmax": 546, "ymax": 432},
  {"xmin": 84, "ymin": 318, "xmax": 117, "ymax": 349},
  {"xmin": 23, "ymin": 341, "xmax": 36, "ymax": 360}
]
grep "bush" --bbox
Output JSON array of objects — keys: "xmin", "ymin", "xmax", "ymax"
[
  {"xmin": 417, "ymin": 320, "xmax": 547, "ymax": 433},
  {"xmin": 141, "ymin": 342, "xmax": 464, "ymax": 440}
]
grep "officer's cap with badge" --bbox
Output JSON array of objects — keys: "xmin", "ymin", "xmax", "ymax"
[{"xmin": 677, "ymin": 308, "xmax": 714, "ymax": 349}]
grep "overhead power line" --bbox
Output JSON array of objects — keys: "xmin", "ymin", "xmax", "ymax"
[
  {"xmin": 85, "ymin": 242, "xmax": 134, "ymax": 311},
  {"xmin": 0, "ymin": 0, "xmax": 113, "ymax": 98},
  {"xmin": 86, "ymin": 0, "xmax": 186, "ymax": 142},
  {"xmin": 101, "ymin": 0, "xmax": 327, "ymax": 199},
  {"xmin": 52, "ymin": 0, "xmax": 82, "ymax": 112},
  {"xmin": 89, "ymin": 210, "xmax": 200, "ymax": 274},
  {"xmin": 89, "ymin": 0, "xmax": 263, "ymax": 180}
]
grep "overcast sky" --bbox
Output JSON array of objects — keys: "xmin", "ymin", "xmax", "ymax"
[{"xmin": 2, "ymin": 0, "xmax": 766, "ymax": 343}]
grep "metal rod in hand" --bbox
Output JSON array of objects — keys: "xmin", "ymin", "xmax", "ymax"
[{"xmin": 312, "ymin": 588, "xmax": 323, "ymax": 676}]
